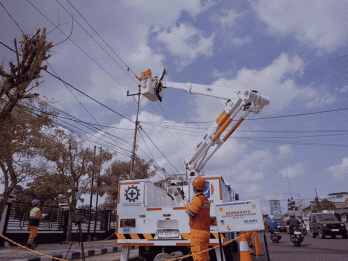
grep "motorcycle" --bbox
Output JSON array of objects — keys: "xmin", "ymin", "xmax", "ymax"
[
  {"xmin": 300, "ymin": 223, "xmax": 307, "ymax": 236},
  {"xmin": 290, "ymin": 226, "xmax": 304, "ymax": 247},
  {"xmin": 300, "ymin": 220, "xmax": 307, "ymax": 236},
  {"xmin": 270, "ymin": 228, "xmax": 281, "ymax": 243}
]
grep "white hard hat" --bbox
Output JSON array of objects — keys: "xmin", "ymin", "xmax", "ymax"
[{"xmin": 270, "ymin": 215, "xmax": 275, "ymax": 219}]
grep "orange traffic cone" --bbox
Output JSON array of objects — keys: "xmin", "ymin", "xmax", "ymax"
[
  {"xmin": 239, "ymin": 232, "xmax": 252, "ymax": 261},
  {"xmin": 246, "ymin": 231, "xmax": 255, "ymax": 254},
  {"xmin": 253, "ymin": 231, "xmax": 264, "ymax": 258}
]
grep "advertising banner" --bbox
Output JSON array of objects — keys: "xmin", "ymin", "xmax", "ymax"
[
  {"xmin": 269, "ymin": 200, "xmax": 282, "ymax": 219},
  {"xmin": 215, "ymin": 200, "xmax": 265, "ymax": 232}
]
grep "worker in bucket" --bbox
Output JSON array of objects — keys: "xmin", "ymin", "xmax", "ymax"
[
  {"xmin": 185, "ymin": 176, "xmax": 211, "ymax": 261},
  {"xmin": 27, "ymin": 199, "xmax": 44, "ymax": 249}
]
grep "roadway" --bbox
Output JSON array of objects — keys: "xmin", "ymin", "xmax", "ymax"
[
  {"xmin": 259, "ymin": 231, "xmax": 348, "ymax": 261},
  {"xmin": 74, "ymin": 232, "xmax": 348, "ymax": 260}
]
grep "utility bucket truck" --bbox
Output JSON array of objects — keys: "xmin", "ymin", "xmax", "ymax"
[{"xmin": 116, "ymin": 68, "xmax": 270, "ymax": 261}]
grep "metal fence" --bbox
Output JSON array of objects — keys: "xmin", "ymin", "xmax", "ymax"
[{"xmin": 0, "ymin": 201, "xmax": 116, "ymax": 246}]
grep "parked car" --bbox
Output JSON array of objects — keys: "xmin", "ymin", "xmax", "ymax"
[
  {"xmin": 309, "ymin": 213, "xmax": 347, "ymax": 239},
  {"xmin": 277, "ymin": 220, "xmax": 287, "ymax": 232}
]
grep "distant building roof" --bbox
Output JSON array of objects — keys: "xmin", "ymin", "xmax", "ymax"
[{"xmin": 328, "ymin": 192, "xmax": 348, "ymax": 196}]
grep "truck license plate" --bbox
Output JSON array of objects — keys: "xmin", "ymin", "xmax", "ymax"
[
  {"xmin": 158, "ymin": 230, "xmax": 179, "ymax": 238},
  {"xmin": 331, "ymin": 229, "xmax": 339, "ymax": 231}
]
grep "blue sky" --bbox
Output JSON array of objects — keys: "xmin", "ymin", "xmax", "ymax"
[{"xmin": 1, "ymin": 0, "xmax": 348, "ymax": 214}]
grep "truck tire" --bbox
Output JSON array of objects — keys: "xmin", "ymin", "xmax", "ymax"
[
  {"xmin": 319, "ymin": 229, "xmax": 325, "ymax": 239},
  {"xmin": 310, "ymin": 228, "xmax": 316, "ymax": 238}
]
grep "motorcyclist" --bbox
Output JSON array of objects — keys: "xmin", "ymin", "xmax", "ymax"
[
  {"xmin": 268, "ymin": 215, "xmax": 278, "ymax": 235},
  {"xmin": 286, "ymin": 213, "xmax": 300, "ymax": 235}
]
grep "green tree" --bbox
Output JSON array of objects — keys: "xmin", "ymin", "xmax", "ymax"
[
  {"xmin": 100, "ymin": 158, "xmax": 155, "ymax": 210},
  {"xmin": 39, "ymin": 129, "xmax": 113, "ymax": 241},
  {"xmin": 0, "ymin": 101, "xmax": 53, "ymax": 215},
  {"xmin": 311, "ymin": 199, "xmax": 336, "ymax": 213},
  {"xmin": 0, "ymin": 28, "xmax": 52, "ymax": 215}
]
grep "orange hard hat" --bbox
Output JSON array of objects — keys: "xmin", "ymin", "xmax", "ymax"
[{"xmin": 192, "ymin": 176, "xmax": 207, "ymax": 190}]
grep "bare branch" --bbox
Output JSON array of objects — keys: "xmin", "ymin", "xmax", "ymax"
[{"xmin": 54, "ymin": 15, "xmax": 74, "ymax": 47}]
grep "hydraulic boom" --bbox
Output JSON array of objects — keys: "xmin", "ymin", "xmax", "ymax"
[{"xmin": 137, "ymin": 67, "xmax": 270, "ymax": 177}]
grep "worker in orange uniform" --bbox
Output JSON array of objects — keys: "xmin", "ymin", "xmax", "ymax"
[
  {"xmin": 26, "ymin": 199, "xmax": 44, "ymax": 249},
  {"xmin": 185, "ymin": 176, "xmax": 211, "ymax": 261}
]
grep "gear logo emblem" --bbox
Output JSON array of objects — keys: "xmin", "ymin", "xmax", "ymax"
[{"xmin": 124, "ymin": 185, "xmax": 140, "ymax": 202}]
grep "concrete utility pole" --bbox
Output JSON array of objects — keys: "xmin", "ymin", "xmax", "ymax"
[
  {"xmin": 87, "ymin": 146, "xmax": 96, "ymax": 241},
  {"xmin": 94, "ymin": 147, "xmax": 102, "ymax": 236},
  {"xmin": 127, "ymin": 85, "xmax": 141, "ymax": 180}
]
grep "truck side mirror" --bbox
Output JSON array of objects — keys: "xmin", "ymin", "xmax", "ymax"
[{"xmin": 235, "ymin": 193, "xmax": 239, "ymax": 201}]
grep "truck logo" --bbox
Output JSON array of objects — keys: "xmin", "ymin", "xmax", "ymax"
[
  {"xmin": 124, "ymin": 185, "xmax": 140, "ymax": 202},
  {"xmin": 203, "ymin": 181, "xmax": 214, "ymax": 198}
]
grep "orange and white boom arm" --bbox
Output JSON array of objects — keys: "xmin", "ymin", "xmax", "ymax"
[{"xmin": 138, "ymin": 67, "xmax": 270, "ymax": 177}]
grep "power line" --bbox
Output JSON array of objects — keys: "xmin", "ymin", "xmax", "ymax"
[
  {"xmin": 45, "ymin": 70, "xmax": 134, "ymax": 123},
  {"xmin": 64, "ymin": 0, "xmax": 138, "ymax": 78},
  {"xmin": 139, "ymin": 126, "xmax": 181, "ymax": 174},
  {"xmin": 0, "ymin": 37, "xmax": 135, "ymax": 124},
  {"xmin": 0, "ymin": 2, "xmax": 25, "ymax": 34},
  {"xmin": 26, "ymin": 0, "xmax": 132, "ymax": 92},
  {"xmin": 156, "ymin": 102, "xmax": 191, "ymax": 158}
]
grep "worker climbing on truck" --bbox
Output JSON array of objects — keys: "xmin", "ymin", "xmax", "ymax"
[{"xmin": 185, "ymin": 176, "xmax": 211, "ymax": 261}]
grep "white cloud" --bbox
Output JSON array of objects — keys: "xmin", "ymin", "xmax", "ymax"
[
  {"xmin": 125, "ymin": 0, "xmax": 202, "ymax": 28},
  {"xmin": 279, "ymin": 163, "xmax": 304, "ymax": 179},
  {"xmin": 191, "ymin": 53, "xmax": 336, "ymax": 118},
  {"xmin": 234, "ymin": 150, "xmax": 272, "ymax": 173},
  {"xmin": 336, "ymin": 86, "xmax": 348, "ymax": 93},
  {"xmin": 230, "ymin": 36, "xmax": 252, "ymax": 45},
  {"xmin": 277, "ymin": 145, "xmax": 293, "ymax": 156},
  {"xmin": 244, "ymin": 184, "xmax": 262, "ymax": 198},
  {"xmin": 219, "ymin": 10, "xmax": 241, "ymax": 25},
  {"xmin": 255, "ymin": 0, "xmax": 348, "ymax": 52},
  {"xmin": 156, "ymin": 23, "xmax": 215, "ymax": 60},
  {"xmin": 88, "ymin": 71, "xmax": 129, "ymax": 105},
  {"xmin": 236, "ymin": 169, "xmax": 264, "ymax": 183},
  {"xmin": 303, "ymin": 85, "xmax": 337, "ymax": 108},
  {"xmin": 327, "ymin": 157, "xmax": 348, "ymax": 180}
]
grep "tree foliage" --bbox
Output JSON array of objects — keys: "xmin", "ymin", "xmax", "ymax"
[
  {"xmin": 311, "ymin": 199, "xmax": 336, "ymax": 213},
  {"xmin": 38, "ymin": 129, "xmax": 113, "ymax": 241},
  {"xmin": 0, "ymin": 28, "xmax": 53, "ymax": 215},
  {"xmin": 0, "ymin": 101, "xmax": 53, "ymax": 215},
  {"xmin": 100, "ymin": 158, "xmax": 155, "ymax": 210}
]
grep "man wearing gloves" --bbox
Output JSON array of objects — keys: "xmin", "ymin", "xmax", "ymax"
[
  {"xmin": 185, "ymin": 176, "xmax": 210, "ymax": 261},
  {"xmin": 27, "ymin": 199, "xmax": 44, "ymax": 249}
]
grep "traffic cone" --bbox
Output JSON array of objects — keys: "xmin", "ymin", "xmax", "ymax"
[
  {"xmin": 253, "ymin": 231, "xmax": 264, "ymax": 257},
  {"xmin": 239, "ymin": 232, "xmax": 252, "ymax": 261},
  {"xmin": 246, "ymin": 231, "xmax": 255, "ymax": 254}
]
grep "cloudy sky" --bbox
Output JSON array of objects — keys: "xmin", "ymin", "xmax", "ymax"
[{"xmin": 1, "ymin": 0, "xmax": 348, "ymax": 214}]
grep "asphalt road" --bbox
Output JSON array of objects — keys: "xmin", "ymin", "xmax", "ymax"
[
  {"xmin": 261, "ymin": 231, "xmax": 348, "ymax": 261},
  {"xmin": 75, "ymin": 248, "xmax": 140, "ymax": 261}
]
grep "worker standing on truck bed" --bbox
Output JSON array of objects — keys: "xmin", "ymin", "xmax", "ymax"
[{"xmin": 185, "ymin": 176, "xmax": 211, "ymax": 261}]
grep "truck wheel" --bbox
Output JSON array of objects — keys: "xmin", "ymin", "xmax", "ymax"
[
  {"xmin": 310, "ymin": 228, "xmax": 316, "ymax": 238},
  {"xmin": 319, "ymin": 229, "xmax": 325, "ymax": 239}
]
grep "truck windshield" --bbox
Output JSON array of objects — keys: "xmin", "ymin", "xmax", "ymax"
[{"xmin": 316, "ymin": 214, "xmax": 337, "ymax": 221}]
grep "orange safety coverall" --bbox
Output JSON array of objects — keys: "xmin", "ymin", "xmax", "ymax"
[
  {"xmin": 27, "ymin": 207, "xmax": 42, "ymax": 246},
  {"xmin": 185, "ymin": 192, "xmax": 211, "ymax": 261}
]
